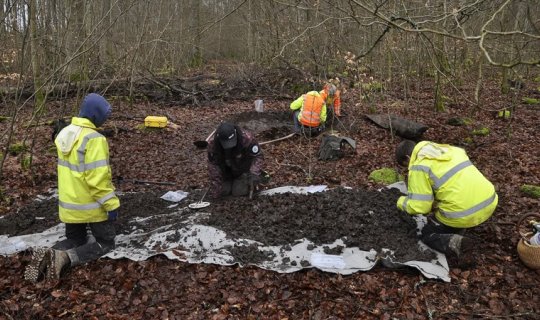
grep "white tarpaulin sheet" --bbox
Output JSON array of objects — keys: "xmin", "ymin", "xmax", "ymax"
[{"xmin": 0, "ymin": 185, "xmax": 450, "ymax": 282}]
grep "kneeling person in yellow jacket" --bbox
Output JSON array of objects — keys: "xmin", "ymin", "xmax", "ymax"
[
  {"xmin": 25, "ymin": 93, "xmax": 120, "ymax": 282},
  {"xmin": 395, "ymin": 140, "xmax": 498, "ymax": 259}
]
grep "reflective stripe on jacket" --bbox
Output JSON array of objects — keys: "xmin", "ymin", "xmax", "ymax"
[
  {"xmin": 290, "ymin": 91, "xmax": 327, "ymax": 127},
  {"xmin": 397, "ymin": 141, "xmax": 497, "ymax": 228},
  {"xmin": 321, "ymin": 89, "xmax": 341, "ymax": 116},
  {"xmin": 55, "ymin": 117, "xmax": 120, "ymax": 223}
]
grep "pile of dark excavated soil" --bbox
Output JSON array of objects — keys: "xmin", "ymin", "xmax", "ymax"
[
  {"xmin": 1, "ymin": 188, "xmax": 434, "ymax": 264},
  {"xmin": 0, "ymin": 191, "xmax": 178, "ymax": 236},
  {"xmin": 226, "ymin": 110, "xmax": 293, "ymax": 141},
  {"xmin": 205, "ymin": 188, "xmax": 433, "ymax": 262}
]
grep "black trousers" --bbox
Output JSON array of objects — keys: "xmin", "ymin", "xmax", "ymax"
[
  {"xmin": 222, "ymin": 173, "xmax": 251, "ymax": 197},
  {"xmin": 53, "ymin": 221, "xmax": 116, "ymax": 265},
  {"xmin": 420, "ymin": 217, "xmax": 465, "ymax": 254}
]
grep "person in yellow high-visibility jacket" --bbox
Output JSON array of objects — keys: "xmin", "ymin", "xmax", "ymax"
[
  {"xmin": 24, "ymin": 93, "xmax": 120, "ymax": 282},
  {"xmin": 395, "ymin": 140, "xmax": 498, "ymax": 259}
]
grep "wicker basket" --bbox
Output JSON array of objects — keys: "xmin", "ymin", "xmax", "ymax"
[{"xmin": 517, "ymin": 233, "xmax": 540, "ymax": 269}]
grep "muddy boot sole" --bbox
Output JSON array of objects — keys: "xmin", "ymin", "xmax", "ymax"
[{"xmin": 24, "ymin": 248, "xmax": 51, "ymax": 283}]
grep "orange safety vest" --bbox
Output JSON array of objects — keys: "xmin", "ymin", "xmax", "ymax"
[{"xmin": 300, "ymin": 93, "xmax": 324, "ymax": 127}]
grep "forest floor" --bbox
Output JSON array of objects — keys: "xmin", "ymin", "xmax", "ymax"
[{"xmin": 1, "ymin": 69, "xmax": 540, "ymax": 319}]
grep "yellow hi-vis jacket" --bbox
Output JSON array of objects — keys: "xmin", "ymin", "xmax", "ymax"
[
  {"xmin": 397, "ymin": 141, "xmax": 498, "ymax": 228},
  {"xmin": 290, "ymin": 91, "xmax": 327, "ymax": 126},
  {"xmin": 55, "ymin": 117, "xmax": 120, "ymax": 223}
]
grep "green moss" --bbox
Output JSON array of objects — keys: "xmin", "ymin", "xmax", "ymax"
[
  {"xmin": 8, "ymin": 142, "xmax": 27, "ymax": 155},
  {"xmin": 368, "ymin": 168, "xmax": 403, "ymax": 185},
  {"xmin": 463, "ymin": 118, "xmax": 473, "ymax": 125},
  {"xmin": 522, "ymin": 97, "xmax": 539, "ymax": 105},
  {"xmin": 0, "ymin": 116, "xmax": 9, "ymax": 122},
  {"xmin": 463, "ymin": 137, "xmax": 474, "ymax": 144},
  {"xmin": 20, "ymin": 154, "xmax": 31, "ymax": 170},
  {"xmin": 472, "ymin": 127, "xmax": 490, "ymax": 136},
  {"xmin": 520, "ymin": 184, "xmax": 540, "ymax": 199},
  {"xmin": 533, "ymin": 76, "xmax": 540, "ymax": 83},
  {"xmin": 497, "ymin": 110, "xmax": 511, "ymax": 119}
]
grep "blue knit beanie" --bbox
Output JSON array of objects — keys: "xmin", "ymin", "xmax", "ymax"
[{"xmin": 78, "ymin": 93, "xmax": 111, "ymax": 127}]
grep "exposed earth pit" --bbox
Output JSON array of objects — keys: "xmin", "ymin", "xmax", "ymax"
[{"xmin": 227, "ymin": 110, "xmax": 293, "ymax": 141}]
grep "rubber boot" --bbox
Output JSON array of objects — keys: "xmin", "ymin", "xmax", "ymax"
[
  {"xmin": 448, "ymin": 234, "xmax": 475, "ymax": 257},
  {"xmin": 447, "ymin": 234, "xmax": 476, "ymax": 268},
  {"xmin": 46, "ymin": 249, "xmax": 71, "ymax": 280},
  {"xmin": 24, "ymin": 248, "xmax": 51, "ymax": 283}
]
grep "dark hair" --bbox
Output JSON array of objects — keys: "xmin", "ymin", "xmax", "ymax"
[{"xmin": 395, "ymin": 140, "xmax": 416, "ymax": 165}]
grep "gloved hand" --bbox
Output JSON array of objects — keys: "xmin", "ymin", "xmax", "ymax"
[
  {"xmin": 260, "ymin": 171, "xmax": 271, "ymax": 184},
  {"xmin": 107, "ymin": 210, "xmax": 118, "ymax": 221}
]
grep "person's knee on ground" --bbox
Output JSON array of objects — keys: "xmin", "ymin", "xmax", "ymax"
[
  {"xmin": 53, "ymin": 223, "xmax": 90, "ymax": 250},
  {"xmin": 90, "ymin": 221, "xmax": 116, "ymax": 251},
  {"xmin": 420, "ymin": 218, "xmax": 463, "ymax": 255},
  {"xmin": 231, "ymin": 173, "xmax": 250, "ymax": 196},
  {"xmin": 221, "ymin": 180, "xmax": 233, "ymax": 197},
  {"xmin": 421, "ymin": 226, "xmax": 473, "ymax": 257},
  {"xmin": 58, "ymin": 221, "xmax": 116, "ymax": 270}
]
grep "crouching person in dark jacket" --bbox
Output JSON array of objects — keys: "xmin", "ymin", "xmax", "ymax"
[{"xmin": 208, "ymin": 122, "xmax": 264, "ymax": 199}]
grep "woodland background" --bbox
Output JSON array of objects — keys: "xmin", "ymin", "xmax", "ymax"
[{"xmin": 1, "ymin": 0, "xmax": 540, "ymax": 177}]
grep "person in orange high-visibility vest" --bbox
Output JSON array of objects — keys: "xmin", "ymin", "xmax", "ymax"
[
  {"xmin": 290, "ymin": 89, "xmax": 328, "ymax": 136},
  {"xmin": 395, "ymin": 140, "xmax": 498, "ymax": 263}
]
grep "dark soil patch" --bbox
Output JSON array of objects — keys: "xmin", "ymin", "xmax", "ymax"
[
  {"xmin": 226, "ymin": 110, "xmax": 293, "ymax": 140},
  {"xmin": 4, "ymin": 187, "xmax": 433, "ymax": 263},
  {"xmin": 0, "ymin": 191, "xmax": 180, "ymax": 236},
  {"xmin": 205, "ymin": 188, "xmax": 435, "ymax": 262},
  {"xmin": 225, "ymin": 243, "xmax": 277, "ymax": 264}
]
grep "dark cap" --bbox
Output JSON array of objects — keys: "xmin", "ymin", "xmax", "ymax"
[{"xmin": 216, "ymin": 122, "xmax": 237, "ymax": 149}]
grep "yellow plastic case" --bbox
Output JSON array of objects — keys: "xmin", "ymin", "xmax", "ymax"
[{"xmin": 144, "ymin": 116, "xmax": 168, "ymax": 128}]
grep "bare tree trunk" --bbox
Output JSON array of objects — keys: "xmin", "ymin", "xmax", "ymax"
[
  {"xmin": 27, "ymin": 0, "xmax": 48, "ymax": 175},
  {"xmin": 66, "ymin": 0, "xmax": 88, "ymax": 80},
  {"xmin": 190, "ymin": 0, "xmax": 202, "ymax": 67}
]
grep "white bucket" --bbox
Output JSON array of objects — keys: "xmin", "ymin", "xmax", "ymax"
[{"xmin": 254, "ymin": 99, "xmax": 264, "ymax": 112}]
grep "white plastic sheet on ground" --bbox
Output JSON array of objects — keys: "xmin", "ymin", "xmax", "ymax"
[{"xmin": 0, "ymin": 185, "xmax": 450, "ymax": 282}]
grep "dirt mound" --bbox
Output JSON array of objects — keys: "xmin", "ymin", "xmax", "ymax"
[
  {"xmin": 0, "ymin": 191, "xmax": 178, "ymax": 237},
  {"xmin": 2, "ymin": 188, "xmax": 433, "ymax": 263},
  {"xmin": 205, "ymin": 188, "xmax": 433, "ymax": 262},
  {"xmin": 227, "ymin": 111, "xmax": 293, "ymax": 140}
]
